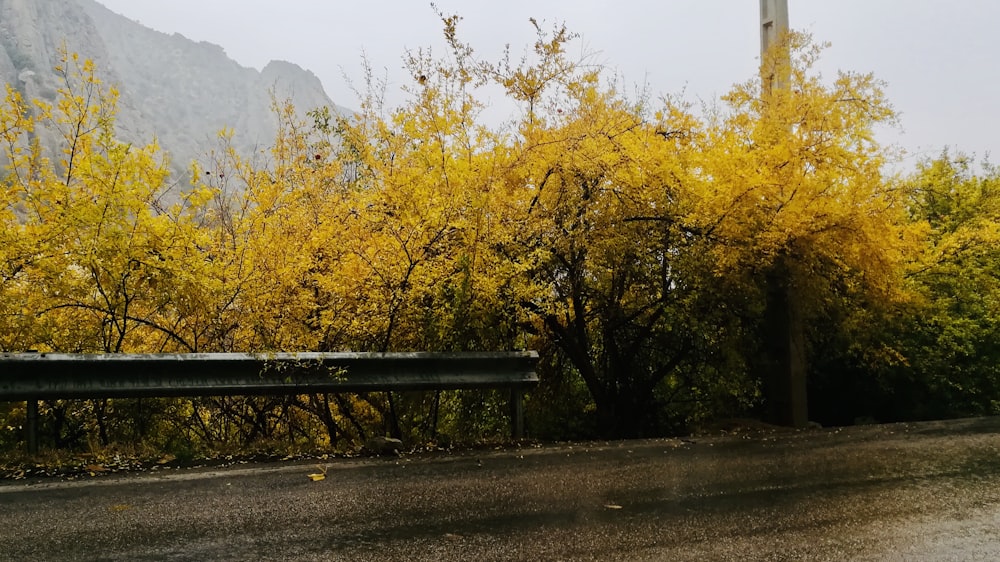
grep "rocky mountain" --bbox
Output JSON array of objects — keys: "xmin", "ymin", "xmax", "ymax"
[{"xmin": 0, "ymin": 0, "xmax": 349, "ymax": 186}]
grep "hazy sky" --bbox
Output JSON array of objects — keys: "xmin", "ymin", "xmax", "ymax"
[{"xmin": 95, "ymin": 1, "xmax": 999, "ymax": 167}]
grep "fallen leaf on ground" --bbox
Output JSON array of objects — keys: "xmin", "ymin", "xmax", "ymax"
[{"xmin": 307, "ymin": 473, "xmax": 326, "ymax": 482}]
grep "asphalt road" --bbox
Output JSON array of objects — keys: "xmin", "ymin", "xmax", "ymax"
[{"xmin": 3, "ymin": 417, "xmax": 1000, "ymax": 561}]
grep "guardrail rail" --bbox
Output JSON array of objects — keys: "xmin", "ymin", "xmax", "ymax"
[{"xmin": 0, "ymin": 351, "xmax": 540, "ymax": 453}]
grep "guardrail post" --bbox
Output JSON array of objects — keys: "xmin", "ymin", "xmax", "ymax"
[
  {"xmin": 510, "ymin": 386, "xmax": 524, "ymax": 439},
  {"xmin": 26, "ymin": 399, "xmax": 38, "ymax": 455}
]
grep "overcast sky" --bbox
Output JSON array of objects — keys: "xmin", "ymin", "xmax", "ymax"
[{"xmin": 95, "ymin": 1, "xmax": 999, "ymax": 168}]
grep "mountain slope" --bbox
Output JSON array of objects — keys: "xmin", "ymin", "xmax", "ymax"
[{"xmin": 0, "ymin": 0, "xmax": 348, "ymax": 182}]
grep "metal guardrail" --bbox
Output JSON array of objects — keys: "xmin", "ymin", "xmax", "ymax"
[{"xmin": 0, "ymin": 351, "xmax": 539, "ymax": 453}]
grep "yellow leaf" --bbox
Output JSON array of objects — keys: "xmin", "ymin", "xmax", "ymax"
[{"xmin": 307, "ymin": 473, "xmax": 326, "ymax": 482}]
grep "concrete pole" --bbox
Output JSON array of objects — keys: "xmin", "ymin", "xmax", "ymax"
[
  {"xmin": 760, "ymin": 0, "xmax": 807, "ymax": 429},
  {"xmin": 760, "ymin": 0, "xmax": 789, "ymax": 56},
  {"xmin": 760, "ymin": 0, "xmax": 790, "ymax": 94}
]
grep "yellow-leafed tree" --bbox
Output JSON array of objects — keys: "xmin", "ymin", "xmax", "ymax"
[
  {"xmin": 680, "ymin": 34, "xmax": 920, "ymax": 425},
  {"xmin": 1, "ymin": 51, "xmax": 218, "ymax": 353}
]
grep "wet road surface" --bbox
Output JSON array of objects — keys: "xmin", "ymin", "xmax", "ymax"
[{"xmin": 2, "ymin": 417, "xmax": 1000, "ymax": 560}]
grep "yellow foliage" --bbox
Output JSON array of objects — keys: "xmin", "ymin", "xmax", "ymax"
[
  {"xmin": 0, "ymin": 25, "xmax": 929, "ymax": 439},
  {"xmin": 0, "ymin": 49, "xmax": 221, "ymax": 352},
  {"xmin": 677, "ymin": 32, "xmax": 918, "ymax": 313}
]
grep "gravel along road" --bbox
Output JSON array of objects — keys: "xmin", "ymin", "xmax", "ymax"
[{"xmin": 3, "ymin": 417, "xmax": 1000, "ymax": 561}]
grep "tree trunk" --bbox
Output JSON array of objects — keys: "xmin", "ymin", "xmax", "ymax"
[{"xmin": 593, "ymin": 386, "xmax": 653, "ymax": 439}]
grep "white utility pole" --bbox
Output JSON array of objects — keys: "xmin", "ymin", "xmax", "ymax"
[
  {"xmin": 760, "ymin": 0, "xmax": 789, "ymax": 56},
  {"xmin": 760, "ymin": 0, "xmax": 791, "ymax": 94},
  {"xmin": 759, "ymin": 0, "xmax": 807, "ymax": 429}
]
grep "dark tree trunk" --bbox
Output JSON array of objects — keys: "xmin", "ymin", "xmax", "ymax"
[
  {"xmin": 592, "ymin": 382, "xmax": 656, "ymax": 439},
  {"xmin": 385, "ymin": 391, "xmax": 403, "ymax": 440}
]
